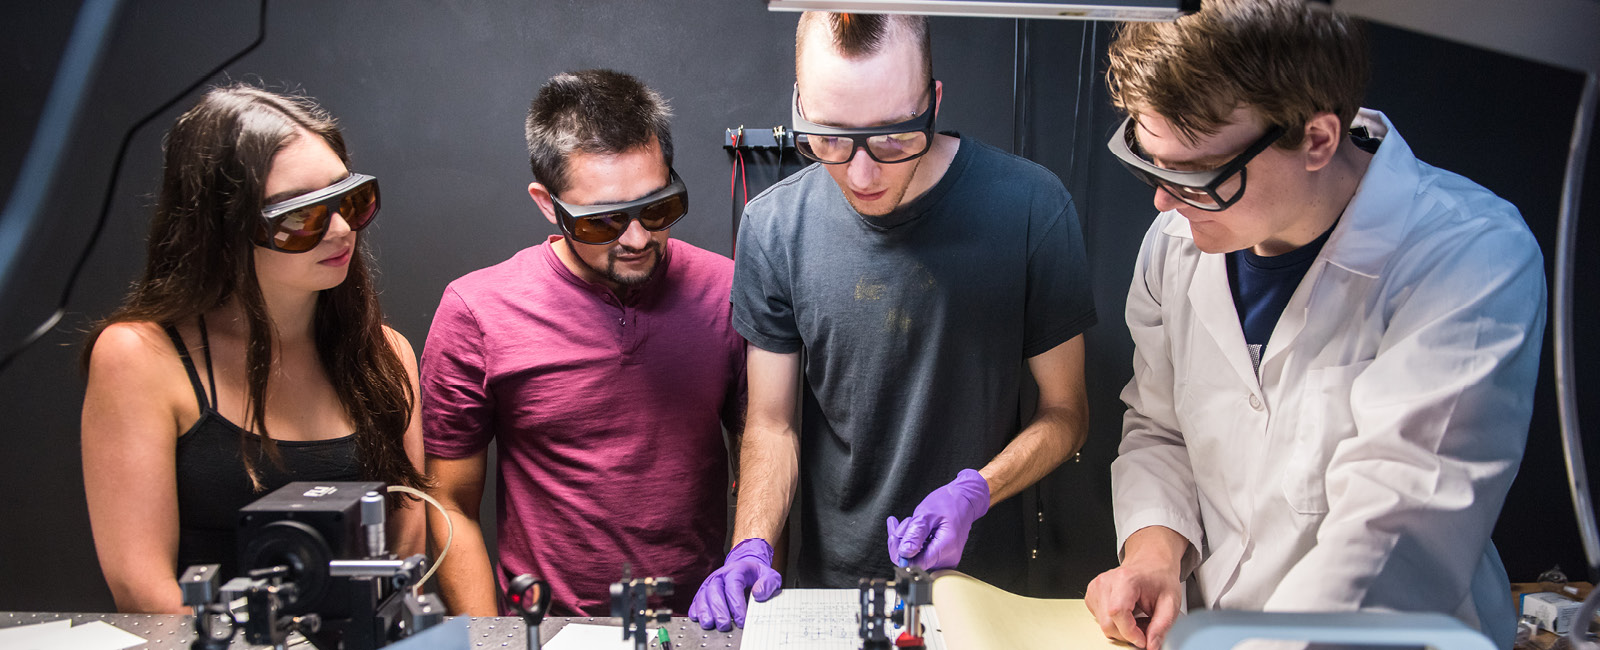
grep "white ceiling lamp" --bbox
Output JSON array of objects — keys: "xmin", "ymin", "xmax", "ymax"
[{"xmin": 766, "ymin": 0, "xmax": 1199, "ymax": 22}]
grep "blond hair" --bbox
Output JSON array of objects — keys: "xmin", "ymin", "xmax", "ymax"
[{"xmin": 1107, "ymin": 0, "xmax": 1369, "ymax": 148}]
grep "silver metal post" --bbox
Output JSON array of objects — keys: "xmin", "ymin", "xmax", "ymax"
[
  {"xmin": 362, "ymin": 490, "xmax": 387, "ymax": 559},
  {"xmin": 903, "ymin": 601, "xmax": 922, "ymax": 640}
]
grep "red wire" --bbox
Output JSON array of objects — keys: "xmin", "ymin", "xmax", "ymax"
[{"xmin": 728, "ymin": 130, "xmax": 751, "ymax": 205}]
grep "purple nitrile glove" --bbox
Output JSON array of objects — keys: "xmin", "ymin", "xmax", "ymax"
[
  {"xmin": 885, "ymin": 469, "xmax": 991, "ymax": 570},
  {"xmin": 687, "ymin": 538, "xmax": 782, "ymax": 632}
]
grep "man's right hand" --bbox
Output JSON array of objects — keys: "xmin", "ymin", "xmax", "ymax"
[
  {"xmin": 688, "ymin": 538, "xmax": 783, "ymax": 631},
  {"xmin": 1084, "ymin": 526, "xmax": 1188, "ymax": 650}
]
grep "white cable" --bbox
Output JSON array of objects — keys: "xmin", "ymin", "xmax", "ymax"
[
  {"xmin": 1554, "ymin": 71, "xmax": 1600, "ymax": 584},
  {"xmin": 386, "ymin": 484, "xmax": 452, "ymax": 596}
]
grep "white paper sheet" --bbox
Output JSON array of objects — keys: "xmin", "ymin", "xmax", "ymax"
[
  {"xmin": 929, "ymin": 570, "xmax": 1123, "ymax": 650},
  {"xmin": 742, "ymin": 589, "xmax": 859, "ymax": 649},
  {"xmin": 742, "ymin": 588, "xmax": 944, "ymax": 650},
  {"xmin": 385, "ymin": 617, "xmax": 469, "ymax": 650},
  {"xmin": 0, "ymin": 620, "xmax": 72, "ymax": 646},
  {"xmin": 543, "ymin": 623, "xmax": 635, "ymax": 650},
  {"xmin": 6, "ymin": 620, "xmax": 146, "ymax": 650}
]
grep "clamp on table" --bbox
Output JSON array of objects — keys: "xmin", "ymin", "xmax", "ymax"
[
  {"xmin": 503, "ymin": 569, "xmax": 552, "ymax": 650},
  {"xmin": 610, "ymin": 567, "xmax": 674, "ymax": 650},
  {"xmin": 859, "ymin": 565, "xmax": 933, "ymax": 650}
]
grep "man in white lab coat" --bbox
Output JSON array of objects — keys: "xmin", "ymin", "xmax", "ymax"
[{"xmin": 1084, "ymin": 1, "xmax": 1547, "ymax": 648}]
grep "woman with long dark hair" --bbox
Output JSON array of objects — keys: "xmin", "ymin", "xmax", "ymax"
[{"xmin": 81, "ymin": 84, "xmax": 429, "ymax": 613}]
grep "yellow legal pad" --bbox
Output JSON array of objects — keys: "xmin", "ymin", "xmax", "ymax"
[{"xmin": 931, "ymin": 571, "xmax": 1131, "ymax": 650}]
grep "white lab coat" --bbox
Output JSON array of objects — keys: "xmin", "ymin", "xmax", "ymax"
[{"xmin": 1112, "ymin": 109, "xmax": 1546, "ymax": 649}]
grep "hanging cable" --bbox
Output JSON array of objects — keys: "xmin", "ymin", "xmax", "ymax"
[
  {"xmin": 385, "ymin": 484, "xmax": 451, "ymax": 595},
  {"xmin": 1075, "ymin": 22, "xmax": 1100, "ymax": 243},
  {"xmin": 1554, "ymin": 71, "xmax": 1599, "ymax": 589},
  {"xmin": 738, "ymin": 151, "xmax": 749, "ymax": 206},
  {"xmin": 1019, "ymin": 21, "xmax": 1032, "ymax": 161},
  {"xmin": 1088, "ymin": 23, "xmax": 1100, "ymax": 204},
  {"xmin": 1063, "ymin": 21, "xmax": 1091, "ymax": 191},
  {"xmin": 729, "ymin": 126, "xmax": 749, "ymax": 206},
  {"xmin": 0, "ymin": 0, "xmax": 269, "ymax": 374},
  {"xmin": 730, "ymin": 127, "xmax": 747, "ymax": 250},
  {"xmin": 774, "ymin": 126, "xmax": 791, "ymax": 179},
  {"xmin": 1004, "ymin": 19, "xmax": 1030, "ymax": 157}
]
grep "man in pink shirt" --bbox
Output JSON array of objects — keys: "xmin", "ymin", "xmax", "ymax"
[{"xmin": 422, "ymin": 69, "xmax": 745, "ymax": 617}]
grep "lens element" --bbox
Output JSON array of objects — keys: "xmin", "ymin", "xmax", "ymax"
[{"xmin": 274, "ymin": 205, "xmax": 332, "ymax": 252}]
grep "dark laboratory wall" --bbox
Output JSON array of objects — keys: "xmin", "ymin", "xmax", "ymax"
[
  {"xmin": 1358, "ymin": 23, "xmax": 1600, "ymax": 583},
  {"xmin": 1, "ymin": 2, "xmax": 1595, "ymax": 612}
]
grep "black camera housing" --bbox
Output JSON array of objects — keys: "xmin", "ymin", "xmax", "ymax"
[{"xmin": 236, "ymin": 481, "xmax": 385, "ymax": 616}]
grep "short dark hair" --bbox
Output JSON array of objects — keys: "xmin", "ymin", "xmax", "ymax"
[
  {"xmin": 524, "ymin": 69, "xmax": 674, "ymax": 196},
  {"xmin": 795, "ymin": 12, "xmax": 932, "ymax": 84}
]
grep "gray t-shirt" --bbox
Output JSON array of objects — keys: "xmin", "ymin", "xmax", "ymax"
[{"xmin": 731, "ymin": 133, "xmax": 1096, "ymax": 591}]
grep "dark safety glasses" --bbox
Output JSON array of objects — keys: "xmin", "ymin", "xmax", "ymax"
[
  {"xmin": 791, "ymin": 80, "xmax": 937, "ymax": 165},
  {"xmin": 551, "ymin": 169, "xmax": 688, "ymax": 245},
  {"xmin": 1107, "ymin": 115, "xmax": 1285, "ymax": 212},
  {"xmin": 256, "ymin": 173, "xmax": 380, "ymax": 252}
]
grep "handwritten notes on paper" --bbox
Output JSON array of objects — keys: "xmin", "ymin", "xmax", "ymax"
[
  {"xmin": 741, "ymin": 572, "xmax": 1121, "ymax": 650},
  {"xmin": 742, "ymin": 588, "xmax": 948, "ymax": 650},
  {"xmin": 742, "ymin": 589, "xmax": 864, "ymax": 649}
]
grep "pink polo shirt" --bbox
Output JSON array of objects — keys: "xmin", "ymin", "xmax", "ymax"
[{"xmin": 422, "ymin": 236, "xmax": 745, "ymax": 617}]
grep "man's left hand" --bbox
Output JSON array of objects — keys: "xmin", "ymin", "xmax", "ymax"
[{"xmin": 886, "ymin": 469, "xmax": 990, "ymax": 570}]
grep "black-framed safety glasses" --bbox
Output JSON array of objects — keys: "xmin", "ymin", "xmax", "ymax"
[
  {"xmin": 791, "ymin": 80, "xmax": 937, "ymax": 165},
  {"xmin": 256, "ymin": 173, "xmax": 380, "ymax": 252},
  {"xmin": 1107, "ymin": 115, "xmax": 1286, "ymax": 212},
  {"xmin": 551, "ymin": 169, "xmax": 688, "ymax": 245}
]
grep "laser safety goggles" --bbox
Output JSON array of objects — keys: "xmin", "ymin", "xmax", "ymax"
[
  {"xmin": 1107, "ymin": 115, "xmax": 1286, "ymax": 212},
  {"xmin": 551, "ymin": 169, "xmax": 688, "ymax": 245},
  {"xmin": 255, "ymin": 173, "xmax": 380, "ymax": 252},
  {"xmin": 790, "ymin": 80, "xmax": 938, "ymax": 165}
]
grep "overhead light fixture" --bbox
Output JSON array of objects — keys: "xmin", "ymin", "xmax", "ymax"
[{"xmin": 766, "ymin": 0, "xmax": 1199, "ymax": 22}]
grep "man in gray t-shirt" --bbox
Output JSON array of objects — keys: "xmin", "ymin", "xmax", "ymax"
[{"xmin": 688, "ymin": 12, "xmax": 1096, "ymax": 632}]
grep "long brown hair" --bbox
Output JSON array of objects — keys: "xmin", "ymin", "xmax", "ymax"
[{"xmin": 83, "ymin": 83, "xmax": 426, "ymax": 492}]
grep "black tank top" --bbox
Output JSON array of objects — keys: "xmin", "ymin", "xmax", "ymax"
[{"xmin": 166, "ymin": 318, "xmax": 362, "ymax": 579}]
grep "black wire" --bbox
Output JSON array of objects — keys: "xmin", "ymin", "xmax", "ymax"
[
  {"xmin": 0, "ymin": 1, "xmax": 269, "ymax": 374},
  {"xmin": 1077, "ymin": 24, "xmax": 1099, "ymax": 241},
  {"xmin": 1011, "ymin": 19, "xmax": 1022, "ymax": 156},
  {"xmin": 730, "ymin": 135, "xmax": 741, "ymax": 253},
  {"xmin": 1083, "ymin": 25, "xmax": 1098, "ymax": 203},
  {"xmin": 1011, "ymin": 19, "xmax": 1033, "ymax": 160},
  {"xmin": 1063, "ymin": 21, "xmax": 1090, "ymax": 192},
  {"xmin": 1020, "ymin": 21, "xmax": 1032, "ymax": 161},
  {"xmin": 776, "ymin": 137, "xmax": 788, "ymax": 179}
]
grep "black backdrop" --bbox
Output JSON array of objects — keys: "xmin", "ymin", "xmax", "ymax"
[{"xmin": 2, "ymin": 1, "xmax": 1595, "ymax": 612}]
